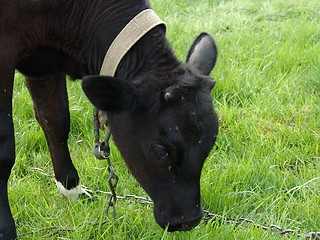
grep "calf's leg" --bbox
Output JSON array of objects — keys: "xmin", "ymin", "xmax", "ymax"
[
  {"xmin": 26, "ymin": 75, "xmax": 89, "ymax": 200},
  {"xmin": 0, "ymin": 58, "xmax": 17, "ymax": 239}
]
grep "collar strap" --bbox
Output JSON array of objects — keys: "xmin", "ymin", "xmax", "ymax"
[{"xmin": 100, "ymin": 9, "xmax": 166, "ymax": 77}]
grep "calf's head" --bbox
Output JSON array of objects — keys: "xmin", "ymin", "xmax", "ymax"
[{"xmin": 82, "ymin": 33, "xmax": 218, "ymax": 231}]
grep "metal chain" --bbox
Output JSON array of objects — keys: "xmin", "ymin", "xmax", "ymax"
[
  {"xmin": 105, "ymin": 157, "xmax": 119, "ymax": 220},
  {"xmin": 93, "ymin": 107, "xmax": 118, "ymax": 221}
]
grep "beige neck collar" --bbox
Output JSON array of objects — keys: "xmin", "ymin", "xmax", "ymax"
[{"xmin": 99, "ymin": 9, "xmax": 166, "ymax": 77}]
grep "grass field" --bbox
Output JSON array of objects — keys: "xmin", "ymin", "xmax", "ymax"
[{"xmin": 9, "ymin": 0, "xmax": 320, "ymax": 239}]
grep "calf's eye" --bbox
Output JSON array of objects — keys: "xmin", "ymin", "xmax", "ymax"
[{"xmin": 152, "ymin": 143, "xmax": 168, "ymax": 160}]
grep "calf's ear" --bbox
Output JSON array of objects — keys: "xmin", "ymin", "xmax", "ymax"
[
  {"xmin": 186, "ymin": 32, "xmax": 218, "ymax": 76},
  {"xmin": 82, "ymin": 76, "xmax": 137, "ymax": 112}
]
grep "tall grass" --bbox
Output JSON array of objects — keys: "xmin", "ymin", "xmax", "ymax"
[{"xmin": 9, "ymin": 0, "xmax": 320, "ymax": 239}]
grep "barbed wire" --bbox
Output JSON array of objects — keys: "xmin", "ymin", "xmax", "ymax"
[{"xmin": 20, "ymin": 167, "xmax": 320, "ymax": 239}]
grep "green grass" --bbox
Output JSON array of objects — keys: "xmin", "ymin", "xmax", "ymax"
[{"xmin": 9, "ymin": 0, "xmax": 320, "ymax": 239}]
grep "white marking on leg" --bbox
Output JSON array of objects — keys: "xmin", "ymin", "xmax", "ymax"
[{"xmin": 55, "ymin": 181, "xmax": 92, "ymax": 201}]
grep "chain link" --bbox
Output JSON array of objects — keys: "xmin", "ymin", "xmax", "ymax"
[{"xmin": 106, "ymin": 157, "xmax": 119, "ymax": 220}]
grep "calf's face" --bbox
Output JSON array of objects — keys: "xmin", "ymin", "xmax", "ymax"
[{"xmin": 82, "ymin": 33, "xmax": 218, "ymax": 231}]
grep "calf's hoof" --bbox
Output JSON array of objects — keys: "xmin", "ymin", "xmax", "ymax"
[{"xmin": 55, "ymin": 181, "xmax": 92, "ymax": 201}]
